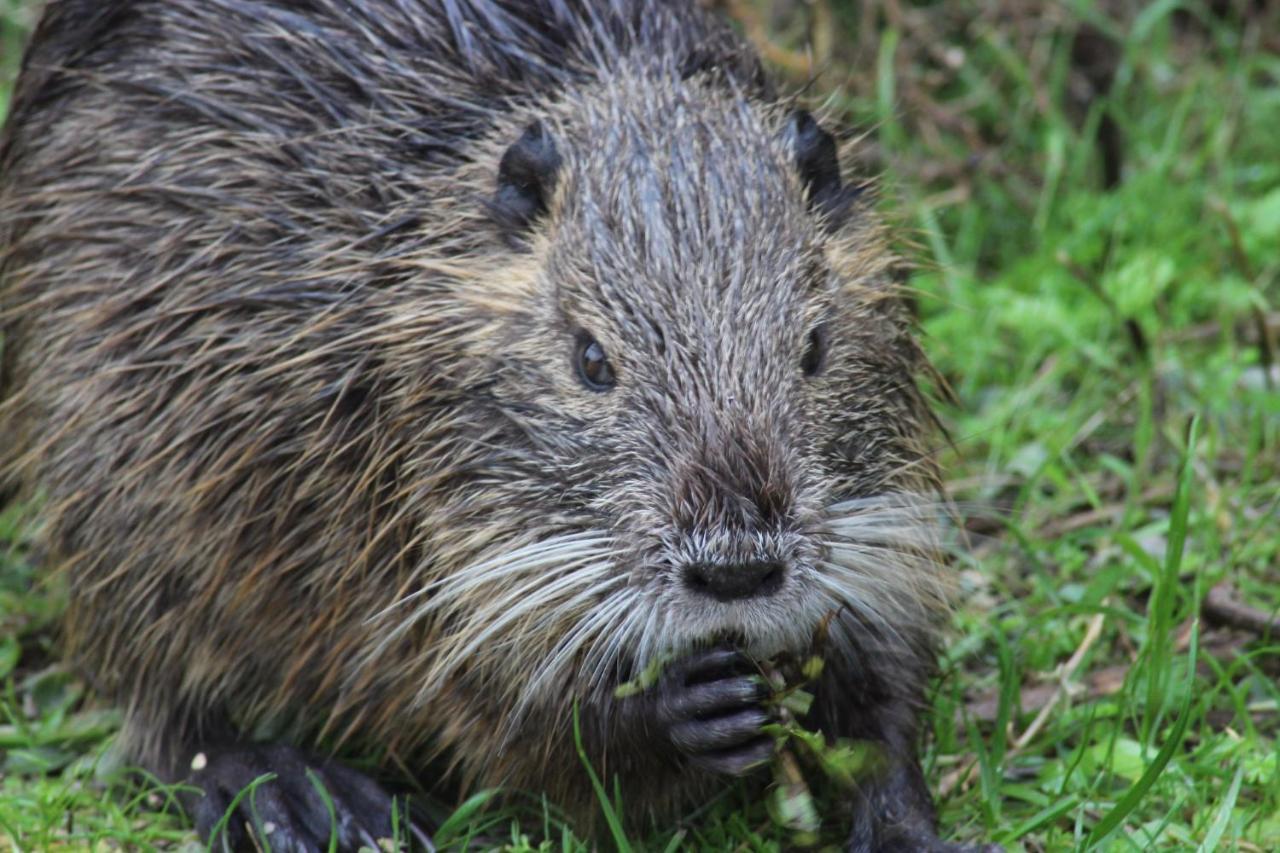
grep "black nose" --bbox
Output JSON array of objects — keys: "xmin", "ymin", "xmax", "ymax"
[{"xmin": 682, "ymin": 561, "xmax": 785, "ymax": 601}]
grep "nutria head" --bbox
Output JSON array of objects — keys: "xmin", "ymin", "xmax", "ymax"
[{"xmin": 379, "ymin": 67, "xmax": 948, "ymax": 739}]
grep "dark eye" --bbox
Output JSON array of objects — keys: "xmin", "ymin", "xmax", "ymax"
[
  {"xmin": 575, "ymin": 333, "xmax": 616, "ymax": 392},
  {"xmin": 801, "ymin": 325, "xmax": 826, "ymax": 377}
]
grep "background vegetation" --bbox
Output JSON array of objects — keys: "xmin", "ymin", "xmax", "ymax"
[{"xmin": 1, "ymin": 0, "xmax": 1277, "ymax": 849}]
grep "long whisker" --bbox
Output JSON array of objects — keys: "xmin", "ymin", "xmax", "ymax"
[
  {"xmin": 371, "ymin": 534, "xmax": 616, "ymax": 619},
  {"xmin": 592, "ymin": 591, "xmax": 651, "ymax": 689},
  {"xmin": 505, "ymin": 585, "xmax": 643, "ymax": 736},
  {"xmin": 814, "ymin": 492, "xmax": 956, "ymax": 645},
  {"xmin": 421, "ymin": 561, "xmax": 618, "ymax": 691},
  {"xmin": 361, "ymin": 531, "xmax": 616, "ymax": 680}
]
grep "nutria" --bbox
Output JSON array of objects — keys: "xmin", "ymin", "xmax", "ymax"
[{"xmin": 0, "ymin": 1, "xmax": 981, "ymax": 849}]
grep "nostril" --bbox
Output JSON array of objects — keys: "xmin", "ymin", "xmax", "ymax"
[
  {"xmin": 682, "ymin": 561, "xmax": 785, "ymax": 601},
  {"xmin": 758, "ymin": 563, "xmax": 782, "ymax": 594}
]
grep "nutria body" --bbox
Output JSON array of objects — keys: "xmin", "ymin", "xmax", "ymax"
[{"xmin": 1, "ymin": 1, "xmax": 978, "ymax": 849}]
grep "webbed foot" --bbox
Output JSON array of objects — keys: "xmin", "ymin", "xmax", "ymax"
[{"xmin": 188, "ymin": 743, "xmax": 430, "ymax": 852}]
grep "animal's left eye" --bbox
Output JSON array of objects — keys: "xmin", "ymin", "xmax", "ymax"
[
  {"xmin": 801, "ymin": 325, "xmax": 826, "ymax": 377},
  {"xmin": 575, "ymin": 332, "xmax": 616, "ymax": 392}
]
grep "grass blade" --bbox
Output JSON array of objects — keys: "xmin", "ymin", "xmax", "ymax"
[
  {"xmin": 572, "ymin": 703, "xmax": 631, "ymax": 853},
  {"xmin": 1143, "ymin": 415, "xmax": 1199, "ymax": 744},
  {"xmin": 434, "ymin": 788, "xmax": 499, "ymax": 844},
  {"xmin": 1195, "ymin": 764, "xmax": 1245, "ymax": 853},
  {"xmin": 1085, "ymin": 620, "xmax": 1199, "ymax": 849}
]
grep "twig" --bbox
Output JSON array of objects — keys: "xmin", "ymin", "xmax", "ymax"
[
  {"xmin": 1013, "ymin": 613, "xmax": 1105, "ymax": 750},
  {"xmin": 1036, "ymin": 481, "xmax": 1176, "ymax": 539},
  {"xmin": 1165, "ymin": 311, "xmax": 1280, "ymax": 345},
  {"xmin": 1203, "ymin": 583, "xmax": 1280, "ymax": 638},
  {"xmin": 941, "ymin": 613, "xmax": 1105, "ymax": 797}
]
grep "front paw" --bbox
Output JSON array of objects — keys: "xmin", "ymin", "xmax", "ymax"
[{"xmin": 643, "ymin": 646, "xmax": 775, "ymax": 776}]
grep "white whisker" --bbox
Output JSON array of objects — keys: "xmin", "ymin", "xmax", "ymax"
[
  {"xmin": 504, "ymin": 585, "xmax": 642, "ymax": 736},
  {"xmin": 423, "ymin": 561, "xmax": 617, "ymax": 689},
  {"xmin": 361, "ymin": 531, "xmax": 618, "ymax": 686},
  {"xmin": 380, "ymin": 534, "xmax": 615, "ymax": 616},
  {"xmin": 813, "ymin": 492, "xmax": 955, "ymax": 642}
]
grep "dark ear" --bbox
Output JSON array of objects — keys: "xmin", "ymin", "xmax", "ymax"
[
  {"xmin": 490, "ymin": 120, "xmax": 562, "ymax": 234},
  {"xmin": 789, "ymin": 110, "xmax": 862, "ymax": 229}
]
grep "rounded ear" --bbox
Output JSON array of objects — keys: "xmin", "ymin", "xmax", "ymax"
[
  {"xmin": 490, "ymin": 120, "xmax": 562, "ymax": 235},
  {"xmin": 788, "ymin": 110, "xmax": 863, "ymax": 229}
]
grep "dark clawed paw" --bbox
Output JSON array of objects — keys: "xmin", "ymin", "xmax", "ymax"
[
  {"xmin": 648, "ymin": 645, "xmax": 775, "ymax": 776},
  {"xmin": 188, "ymin": 743, "xmax": 430, "ymax": 852}
]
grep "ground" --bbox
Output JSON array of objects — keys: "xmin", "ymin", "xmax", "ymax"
[{"xmin": 1, "ymin": 0, "xmax": 1278, "ymax": 850}]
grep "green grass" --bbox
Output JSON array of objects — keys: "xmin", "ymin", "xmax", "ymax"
[
  {"xmin": 2, "ymin": 0, "xmax": 1279, "ymax": 850},
  {"xmin": 0, "ymin": 0, "xmax": 36, "ymax": 122}
]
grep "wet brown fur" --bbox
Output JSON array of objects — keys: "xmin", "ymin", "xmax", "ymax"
[{"xmin": 1, "ymin": 0, "xmax": 949, "ymax": 834}]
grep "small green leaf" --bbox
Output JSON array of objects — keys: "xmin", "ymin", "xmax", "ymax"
[
  {"xmin": 613, "ymin": 654, "xmax": 670, "ymax": 699},
  {"xmin": 780, "ymin": 688, "xmax": 814, "ymax": 717}
]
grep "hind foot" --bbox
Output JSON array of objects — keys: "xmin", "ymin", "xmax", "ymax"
[{"xmin": 187, "ymin": 743, "xmax": 429, "ymax": 852}]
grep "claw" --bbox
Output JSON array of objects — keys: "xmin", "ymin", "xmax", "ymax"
[{"xmin": 187, "ymin": 743, "xmax": 429, "ymax": 852}]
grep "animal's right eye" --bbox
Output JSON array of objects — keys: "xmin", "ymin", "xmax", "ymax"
[{"xmin": 575, "ymin": 333, "xmax": 616, "ymax": 392}]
